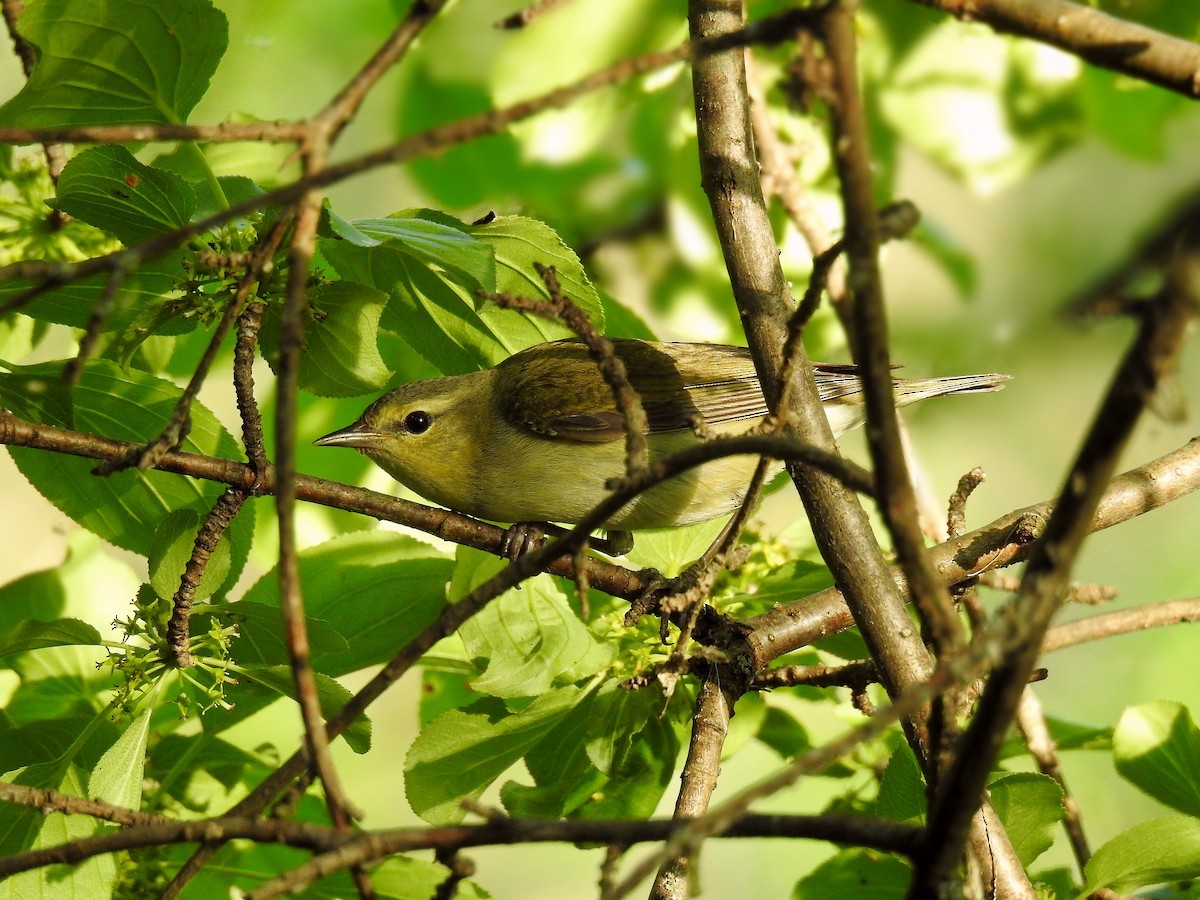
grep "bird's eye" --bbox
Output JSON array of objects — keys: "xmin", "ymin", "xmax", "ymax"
[{"xmin": 404, "ymin": 410, "xmax": 432, "ymax": 434}]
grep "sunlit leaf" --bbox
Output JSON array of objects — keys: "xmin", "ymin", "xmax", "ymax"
[{"xmin": 0, "ymin": 0, "xmax": 227, "ymax": 127}]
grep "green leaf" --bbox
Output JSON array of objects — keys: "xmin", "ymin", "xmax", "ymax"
[
  {"xmin": 1080, "ymin": 67, "xmax": 1189, "ymax": 160},
  {"xmin": 910, "ymin": 219, "xmax": 978, "ymax": 300},
  {"xmin": 876, "ymin": 745, "xmax": 926, "ymax": 824},
  {"xmin": 0, "ymin": 251, "xmax": 193, "ymax": 339},
  {"xmin": 0, "ymin": 360, "xmax": 254, "ymax": 588},
  {"xmin": 371, "ymin": 855, "xmax": 491, "ymax": 900},
  {"xmin": 54, "ymin": 146, "xmax": 197, "ymax": 245},
  {"xmin": 0, "ymin": 0, "xmax": 228, "ymax": 127},
  {"xmin": 575, "ymin": 711, "xmax": 679, "ymax": 821},
  {"xmin": 1114, "ymin": 700, "xmax": 1200, "ymax": 817},
  {"xmin": 454, "ymin": 549, "xmax": 613, "ymax": 698},
  {"xmin": 624, "ymin": 518, "xmax": 728, "ymax": 576},
  {"xmin": 757, "ymin": 705, "xmax": 813, "ymax": 760},
  {"xmin": 405, "ymin": 687, "xmax": 583, "ymax": 824},
  {"xmin": 726, "ymin": 559, "xmax": 835, "ymax": 610},
  {"xmin": 148, "ymin": 508, "xmax": 233, "ymax": 602},
  {"xmin": 585, "ymin": 680, "xmax": 665, "ymax": 774},
  {"xmin": 501, "ymin": 689, "xmax": 607, "ymax": 818},
  {"xmin": 0, "ymin": 619, "xmax": 103, "ymax": 659},
  {"xmin": 345, "ymin": 213, "xmax": 497, "ymax": 290},
  {"xmin": 792, "ymin": 848, "xmax": 911, "ymax": 900},
  {"xmin": 149, "ymin": 733, "xmax": 257, "ymax": 801},
  {"xmin": 321, "ymin": 212, "xmax": 602, "ymax": 377},
  {"xmin": 999, "ymin": 716, "xmax": 1111, "ymax": 759},
  {"xmin": 987, "ymin": 772, "xmax": 1064, "ymax": 867},
  {"xmin": 89, "ymin": 704, "xmax": 153, "ymax": 810},
  {"xmin": 261, "ymin": 281, "xmax": 393, "ymax": 398},
  {"xmin": 470, "ymin": 214, "xmax": 604, "ymax": 330},
  {"xmin": 238, "ymin": 531, "xmax": 451, "ymax": 677},
  {"xmin": 236, "ymin": 665, "xmax": 372, "ymax": 754},
  {"xmin": 1081, "ymin": 816, "xmax": 1200, "ymax": 897},
  {"xmin": 0, "ymin": 764, "xmax": 117, "ymax": 898},
  {"xmin": 226, "ymin": 593, "xmax": 346, "ymax": 649},
  {"xmin": 0, "ymin": 716, "xmax": 117, "ymax": 776}
]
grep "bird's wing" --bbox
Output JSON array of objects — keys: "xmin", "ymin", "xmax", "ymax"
[{"xmin": 497, "ymin": 340, "xmax": 769, "ymax": 443}]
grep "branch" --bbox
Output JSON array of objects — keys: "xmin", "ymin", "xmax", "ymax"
[
  {"xmin": 819, "ymin": 0, "xmax": 964, "ymax": 662},
  {"xmin": 745, "ymin": 436, "xmax": 1200, "ymax": 663},
  {"xmin": 0, "ymin": 412, "xmax": 870, "ymax": 598},
  {"xmin": 913, "ymin": 225, "xmax": 1200, "ymax": 893},
  {"xmin": 905, "ymin": 0, "xmax": 1200, "ymax": 99},
  {"xmin": 1043, "ymin": 596, "xmax": 1200, "ymax": 653}
]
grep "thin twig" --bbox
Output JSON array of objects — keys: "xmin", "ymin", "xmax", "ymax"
[
  {"xmin": 495, "ymin": 0, "xmax": 572, "ymax": 29},
  {"xmin": 1015, "ymin": 689, "xmax": 1093, "ymax": 873},
  {"xmin": 820, "ymin": 0, "xmax": 964, "ymax": 663}
]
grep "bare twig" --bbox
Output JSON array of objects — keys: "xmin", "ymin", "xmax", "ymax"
[
  {"xmin": 1043, "ymin": 597, "xmax": 1200, "ymax": 653},
  {"xmin": 495, "ymin": 0, "xmax": 571, "ymax": 29},
  {"xmin": 1016, "ymin": 690, "xmax": 1093, "ymax": 874}
]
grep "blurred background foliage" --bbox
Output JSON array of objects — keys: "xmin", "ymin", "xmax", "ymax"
[{"xmin": 2, "ymin": 0, "xmax": 1200, "ymax": 896}]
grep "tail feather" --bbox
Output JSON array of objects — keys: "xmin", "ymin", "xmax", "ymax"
[{"xmin": 895, "ymin": 373, "xmax": 1011, "ymax": 404}]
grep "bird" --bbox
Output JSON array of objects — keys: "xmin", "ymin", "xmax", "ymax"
[{"xmin": 315, "ymin": 339, "xmax": 1007, "ymax": 543}]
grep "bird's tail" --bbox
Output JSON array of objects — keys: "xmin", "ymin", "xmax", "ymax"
[{"xmin": 895, "ymin": 372, "xmax": 1011, "ymax": 404}]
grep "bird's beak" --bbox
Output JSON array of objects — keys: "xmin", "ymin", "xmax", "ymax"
[{"xmin": 313, "ymin": 420, "xmax": 384, "ymax": 449}]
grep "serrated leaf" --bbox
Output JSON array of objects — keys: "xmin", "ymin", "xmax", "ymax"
[
  {"xmin": 1114, "ymin": 700, "xmax": 1200, "ymax": 817},
  {"xmin": 148, "ymin": 508, "xmax": 233, "ymax": 602},
  {"xmin": 55, "ymin": 146, "xmax": 197, "ymax": 245},
  {"xmin": 406, "ymin": 687, "xmax": 583, "ymax": 824},
  {"xmin": 320, "ymin": 212, "xmax": 601, "ymax": 377},
  {"xmin": 585, "ymin": 680, "xmax": 664, "ymax": 774},
  {"xmin": 236, "ymin": 665, "xmax": 371, "ymax": 754},
  {"xmin": 238, "ymin": 531, "xmax": 450, "ymax": 677},
  {"xmin": 0, "ymin": 619, "xmax": 103, "ymax": 659},
  {"xmin": 454, "ymin": 548, "xmax": 613, "ymax": 698},
  {"xmin": 470, "ymin": 214, "xmax": 603, "ymax": 330},
  {"xmin": 576, "ymin": 711, "xmax": 679, "ymax": 821},
  {"xmin": 987, "ymin": 772, "xmax": 1064, "ymax": 867},
  {"xmin": 0, "ymin": 360, "xmax": 254, "ymax": 589},
  {"xmin": 303, "ymin": 281, "xmax": 393, "ymax": 397},
  {"xmin": 0, "ymin": 0, "xmax": 227, "ymax": 127},
  {"xmin": 1081, "ymin": 816, "xmax": 1200, "ymax": 897},
  {"xmin": 502, "ymin": 689, "xmax": 606, "ymax": 818},
  {"xmin": 347, "ymin": 213, "xmax": 497, "ymax": 290}
]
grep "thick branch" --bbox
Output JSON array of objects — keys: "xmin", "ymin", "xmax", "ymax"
[{"xmin": 906, "ymin": 0, "xmax": 1200, "ymax": 99}]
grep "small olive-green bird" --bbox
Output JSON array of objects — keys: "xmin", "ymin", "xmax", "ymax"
[{"xmin": 315, "ymin": 339, "xmax": 1007, "ymax": 532}]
